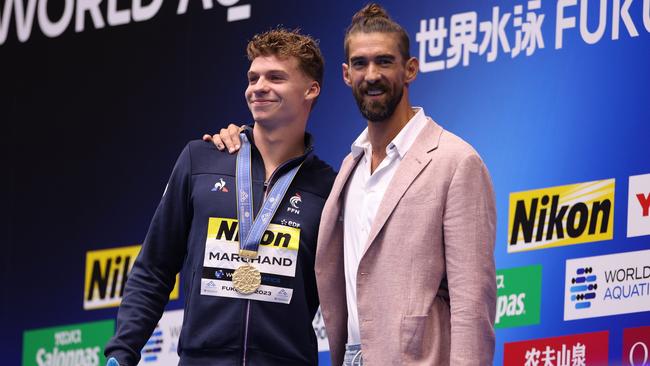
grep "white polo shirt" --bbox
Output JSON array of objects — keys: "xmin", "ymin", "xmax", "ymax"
[{"xmin": 343, "ymin": 107, "xmax": 428, "ymax": 344}]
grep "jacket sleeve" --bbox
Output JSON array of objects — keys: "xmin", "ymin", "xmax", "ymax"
[
  {"xmin": 104, "ymin": 144, "xmax": 193, "ymax": 365},
  {"xmin": 443, "ymin": 153, "xmax": 497, "ymax": 366}
]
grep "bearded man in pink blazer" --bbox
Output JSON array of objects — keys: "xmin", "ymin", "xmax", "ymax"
[{"xmin": 314, "ymin": 4, "xmax": 497, "ymax": 365}]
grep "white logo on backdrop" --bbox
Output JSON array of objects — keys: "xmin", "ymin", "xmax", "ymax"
[
  {"xmin": 1, "ymin": 0, "xmax": 251, "ymax": 45},
  {"xmin": 628, "ymin": 173, "xmax": 650, "ymax": 238},
  {"xmin": 564, "ymin": 250, "xmax": 650, "ymax": 321}
]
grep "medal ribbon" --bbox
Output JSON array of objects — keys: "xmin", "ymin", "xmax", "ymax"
[{"xmin": 236, "ymin": 132, "xmax": 302, "ymax": 258}]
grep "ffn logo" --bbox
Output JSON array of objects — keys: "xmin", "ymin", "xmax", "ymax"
[{"xmin": 287, "ymin": 193, "xmax": 302, "ymax": 215}]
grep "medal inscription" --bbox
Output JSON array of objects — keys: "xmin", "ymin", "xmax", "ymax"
[{"xmin": 232, "ymin": 264, "xmax": 262, "ymax": 294}]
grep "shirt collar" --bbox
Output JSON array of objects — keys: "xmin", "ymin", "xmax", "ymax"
[
  {"xmin": 350, "ymin": 107, "xmax": 427, "ymax": 159},
  {"xmin": 243, "ymin": 124, "xmax": 315, "ymax": 154},
  {"xmin": 350, "ymin": 129, "xmax": 370, "ymax": 159},
  {"xmin": 241, "ymin": 125, "xmax": 314, "ymax": 178}
]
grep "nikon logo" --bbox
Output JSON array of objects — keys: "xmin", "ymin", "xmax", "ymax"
[
  {"xmin": 84, "ymin": 245, "xmax": 179, "ymax": 310},
  {"xmin": 207, "ymin": 218, "xmax": 300, "ymax": 251},
  {"xmin": 508, "ymin": 179, "xmax": 615, "ymax": 253}
]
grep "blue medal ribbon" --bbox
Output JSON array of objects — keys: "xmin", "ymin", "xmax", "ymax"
[{"xmin": 236, "ymin": 133, "xmax": 302, "ymax": 258}]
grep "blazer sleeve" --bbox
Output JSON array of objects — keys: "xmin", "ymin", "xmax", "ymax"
[
  {"xmin": 443, "ymin": 152, "xmax": 497, "ymax": 366},
  {"xmin": 104, "ymin": 144, "xmax": 193, "ymax": 366}
]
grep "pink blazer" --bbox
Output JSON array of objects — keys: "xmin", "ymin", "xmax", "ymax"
[{"xmin": 315, "ymin": 119, "xmax": 497, "ymax": 365}]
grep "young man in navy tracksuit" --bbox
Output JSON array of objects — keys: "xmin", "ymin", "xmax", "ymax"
[{"xmin": 105, "ymin": 28, "xmax": 336, "ymax": 366}]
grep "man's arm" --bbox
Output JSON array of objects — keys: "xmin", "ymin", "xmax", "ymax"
[
  {"xmin": 104, "ymin": 145, "xmax": 193, "ymax": 365},
  {"xmin": 202, "ymin": 124, "xmax": 243, "ymax": 153},
  {"xmin": 443, "ymin": 153, "xmax": 497, "ymax": 366}
]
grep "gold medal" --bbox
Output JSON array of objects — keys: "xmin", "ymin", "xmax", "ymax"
[{"xmin": 232, "ymin": 263, "xmax": 261, "ymax": 294}]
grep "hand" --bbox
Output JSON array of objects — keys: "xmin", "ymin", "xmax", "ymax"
[
  {"xmin": 106, "ymin": 357, "xmax": 120, "ymax": 366},
  {"xmin": 202, "ymin": 124, "xmax": 244, "ymax": 154}
]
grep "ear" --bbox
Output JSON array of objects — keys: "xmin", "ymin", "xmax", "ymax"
[
  {"xmin": 305, "ymin": 80, "xmax": 320, "ymax": 101},
  {"xmin": 342, "ymin": 63, "xmax": 352, "ymax": 87},
  {"xmin": 405, "ymin": 57, "xmax": 419, "ymax": 84}
]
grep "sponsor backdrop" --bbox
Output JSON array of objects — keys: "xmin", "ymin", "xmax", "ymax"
[{"xmin": 3, "ymin": 0, "xmax": 649, "ymax": 365}]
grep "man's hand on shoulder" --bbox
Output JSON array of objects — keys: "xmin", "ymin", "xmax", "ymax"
[{"xmin": 202, "ymin": 124, "xmax": 244, "ymax": 154}]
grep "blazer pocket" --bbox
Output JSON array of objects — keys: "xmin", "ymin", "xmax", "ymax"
[
  {"xmin": 400, "ymin": 315, "xmax": 429, "ymax": 361},
  {"xmin": 399, "ymin": 190, "xmax": 439, "ymax": 207}
]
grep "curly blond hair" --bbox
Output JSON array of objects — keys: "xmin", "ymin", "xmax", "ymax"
[{"xmin": 247, "ymin": 28, "xmax": 324, "ymax": 88}]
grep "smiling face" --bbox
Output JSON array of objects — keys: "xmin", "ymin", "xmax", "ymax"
[
  {"xmin": 245, "ymin": 55, "xmax": 319, "ymax": 126},
  {"xmin": 343, "ymin": 32, "xmax": 417, "ymax": 123}
]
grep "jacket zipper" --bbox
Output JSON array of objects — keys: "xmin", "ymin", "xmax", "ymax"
[
  {"xmin": 242, "ymin": 300, "xmax": 251, "ymax": 365},
  {"xmin": 241, "ymin": 154, "xmax": 308, "ymax": 365}
]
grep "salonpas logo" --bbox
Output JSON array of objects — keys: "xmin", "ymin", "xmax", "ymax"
[
  {"xmin": 495, "ymin": 265, "xmax": 542, "ymax": 328},
  {"xmin": 22, "ymin": 319, "xmax": 114, "ymax": 366}
]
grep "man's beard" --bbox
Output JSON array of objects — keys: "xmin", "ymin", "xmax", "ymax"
[{"xmin": 353, "ymin": 82, "xmax": 403, "ymax": 122}]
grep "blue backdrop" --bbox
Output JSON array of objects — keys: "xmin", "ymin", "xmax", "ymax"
[{"xmin": 3, "ymin": 0, "xmax": 649, "ymax": 365}]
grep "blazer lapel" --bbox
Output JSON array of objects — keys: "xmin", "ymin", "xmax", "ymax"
[
  {"xmin": 363, "ymin": 119, "xmax": 443, "ymax": 254},
  {"xmin": 330, "ymin": 153, "xmax": 361, "ymax": 207},
  {"xmin": 318, "ymin": 153, "xmax": 362, "ymax": 246}
]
